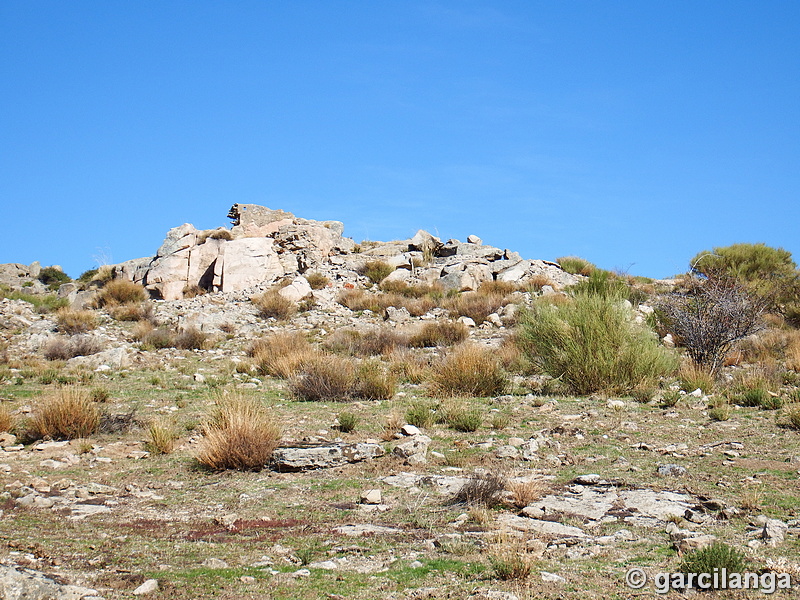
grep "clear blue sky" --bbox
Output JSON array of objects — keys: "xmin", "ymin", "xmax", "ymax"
[{"xmin": 2, "ymin": 1, "xmax": 798, "ymax": 279}]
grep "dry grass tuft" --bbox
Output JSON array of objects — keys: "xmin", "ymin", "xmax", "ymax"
[
  {"xmin": 450, "ymin": 470, "xmax": 507, "ymax": 507},
  {"xmin": 388, "ymin": 350, "xmax": 431, "ymax": 384},
  {"xmin": 147, "ymin": 417, "xmax": 180, "ymax": 454},
  {"xmin": 360, "ymin": 260, "xmax": 395, "ymax": 284},
  {"xmin": 28, "ymin": 388, "xmax": 100, "ymax": 440},
  {"xmin": 305, "ymin": 272, "xmax": 330, "ymax": 290},
  {"xmin": 353, "ymin": 360, "xmax": 397, "ymax": 400},
  {"xmin": 195, "ymin": 393, "xmax": 281, "ymax": 471},
  {"xmin": 428, "ymin": 344, "xmax": 507, "ymax": 398},
  {"xmin": 43, "ymin": 335, "xmax": 103, "ymax": 361},
  {"xmin": 55, "ymin": 308, "xmax": 98, "ymax": 334},
  {"xmin": 290, "ymin": 355, "xmax": 356, "ymax": 401},
  {"xmin": 444, "ymin": 292, "xmax": 507, "ymax": 324},
  {"xmin": 253, "ymin": 290, "xmax": 296, "ymax": 320},
  {"xmin": 324, "ymin": 327, "xmax": 409, "ymax": 356},
  {"xmin": 108, "ymin": 301, "xmax": 154, "ymax": 322},
  {"xmin": 489, "ymin": 535, "xmax": 534, "ymax": 581},
  {"xmin": 381, "ymin": 411, "xmax": 404, "ymax": 441},
  {"xmin": 249, "ymin": 332, "xmax": 317, "ymax": 379},
  {"xmin": 0, "ymin": 404, "xmax": 14, "ymax": 433},
  {"xmin": 96, "ymin": 279, "xmax": 147, "ymax": 307},
  {"xmin": 508, "ymin": 479, "xmax": 544, "ymax": 509},
  {"xmin": 408, "ymin": 322, "xmax": 468, "ymax": 348}
]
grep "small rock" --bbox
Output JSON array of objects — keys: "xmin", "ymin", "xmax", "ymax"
[
  {"xmin": 466, "ymin": 235, "xmax": 482, "ymax": 244},
  {"xmin": 360, "ymin": 489, "xmax": 382, "ymax": 505},
  {"xmin": 409, "ymin": 560, "xmax": 424, "ymax": 569},
  {"xmin": 308, "ymin": 560, "xmax": 338, "ymax": 570},
  {"xmin": 677, "ymin": 534, "xmax": 717, "ymax": 553},
  {"xmin": 133, "ymin": 579, "xmax": 159, "ymax": 595},
  {"xmin": 292, "ymin": 568, "xmax": 311, "ymax": 578},
  {"xmin": 494, "ymin": 445, "xmax": 520, "ymax": 459},
  {"xmin": 573, "ymin": 474, "xmax": 602, "ymax": 485},
  {"xmin": 657, "ymin": 464, "xmax": 688, "ymax": 477},
  {"xmin": 201, "ymin": 558, "xmax": 229, "ymax": 569},
  {"xmin": 606, "ymin": 400, "xmax": 625, "ymax": 409},
  {"xmin": 457, "ymin": 316, "xmax": 476, "ymax": 328},
  {"xmin": 193, "ymin": 373, "xmax": 206, "ymax": 383},
  {"xmin": 401, "ymin": 424, "xmax": 421, "ymax": 436},
  {"xmin": 240, "ymin": 576, "xmax": 256, "ymax": 583},
  {"xmin": 541, "ymin": 571, "xmax": 566, "ymax": 584}
]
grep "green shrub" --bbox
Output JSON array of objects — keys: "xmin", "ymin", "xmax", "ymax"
[
  {"xmin": 360, "ymin": 260, "xmax": 395, "ymax": 284},
  {"xmin": 448, "ymin": 407, "xmax": 483, "ymax": 432},
  {"xmin": 691, "ymin": 243, "xmax": 796, "ymax": 283},
  {"xmin": 38, "ymin": 266, "xmax": 71, "ymax": 289},
  {"xmin": 556, "ymin": 256, "xmax": 596, "ymax": 276},
  {"xmin": 679, "ymin": 543, "xmax": 746, "ymax": 588},
  {"xmin": 337, "ymin": 411, "xmax": 359, "ymax": 433},
  {"xmin": 518, "ymin": 291, "xmax": 678, "ymax": 395},
  {"xmin": 352, "ymin": 360, "xmax": 397, "ymax": 400},
  {"xmin": 405, "ymin": 401, "xmax": 437, "ymax": 429},
  {"xmin": 786, "ymin": 405, "xmax": 800, "ymax": 430},
  {"xmin": 429, "ymin": 344, "xmax": 507, "ymax": 398}
]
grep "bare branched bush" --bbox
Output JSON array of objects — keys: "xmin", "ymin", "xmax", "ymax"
[
  {"xmin": 450, "ymin": 470, "xmax": 507, "ymax": 507},
  {"xmin": 28, "ymin": 388, "xmax": 100, "ymax": 440},
  {"xmin": 43, "ymin": 335, "xmax": 103, "ymax": 360},
  {"xmin": 657, "ymin": 276, "xmax": 767, "ymax": 374},
  {"xmin": 195, "ymin": 393, "xmax": 281, "ymax": 471}
]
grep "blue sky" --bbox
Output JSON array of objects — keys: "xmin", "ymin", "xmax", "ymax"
[{"xmin": 2, "ymin": 1, "xmax": 798, "ymax": 279}]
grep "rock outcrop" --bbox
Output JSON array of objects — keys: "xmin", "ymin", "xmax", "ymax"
[{"xmin": 105, "ymin": 204, "xmax": 579, "ymax": 300}]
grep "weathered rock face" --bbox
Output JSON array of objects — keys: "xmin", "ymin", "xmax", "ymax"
[
  {"xmin": 271, "ymin": 442, "xmax": 385, "ymax": 471},
  {"xmin": 0, "ymin": 564, "xmax": 99, "ymax": 600}
]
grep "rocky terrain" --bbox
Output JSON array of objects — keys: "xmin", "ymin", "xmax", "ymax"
[{"xmin": 0, "ymin": 206, "xmax": 798, "ymax": 599}]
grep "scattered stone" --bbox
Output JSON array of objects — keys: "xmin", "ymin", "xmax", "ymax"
[
  {"xmin": 0, "ymin": 565, "xmax": 100, "ymax": 600},
  {"xmin": 393, "ymin": 435, "xmax": 431, "ymax": 464},
  {"xmin": 133, "ymin": 579, "xmax": 159, "ymax": 595},
  {"xmin": 541, "ymin": 571, "xmax": 566, "ymax": 584},
  {"xmin": 400, "ymin": 424, "xmax": 421, "ymax": 436},
  {"xmin": 334, "ymin": 524, "xmax": 401, "ymax": 536},
  {"xmin": 201, "ymin": 558, "xmax": 229, "ymax": 569},
  {"xmin": 360, "ymin": 489, "xmax": 382, "ymax": 505},
  {"xmin": 307, "ymin": 560, "xmax": 338, "ymax": 570}
]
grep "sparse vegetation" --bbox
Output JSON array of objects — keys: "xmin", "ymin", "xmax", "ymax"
[
  {"xmin": 336, "ymin": 411, "xmax": 359, "ymax": 433},
  {"xmin": 43, "ymin": 335, "xmax": 103, "ymax": 360},
  {"xmin": 249, "ymin": 332, "xmax": 317, "ymax": 378},
  {"xmin": 147, "ymin": 417, "xmax": 180, "ymax": 454},
  {"xmin": 450, "ymin": 470, "xmax": 507, "ymax": 507},
  {"xmin": 37, "ymin": 266, "xmax": 71, "ymax": 289},
  {"xmin": 305, "ymin": 272, "xmax": 329, "ymax": 289},
  {"xmin": 55, "ymin": 308, "xmax": 98, "ymax": 334},
  {"xmin": 679, "ymin": 543, "xmax": 746, "ymax": 587},
  {"xmin": 557, "ymin": 255, "xmax": 596, "ymax": 276},
  {"xmin": 408, "ymin": 321, "xmax": 468, "ymax": 348},
  {"xmin": 96, "ymin": 279, "xmax": 147, "ymax": 307},
  {"xmin": 290, "ymin": 355, "xmax": 356, "ymax": 401},
  {"xmin": 360, "ymin": 260, "xmax": 395, "ymax": 284},
  {"xmin": 253, "ymin": 290, "xmax": 296, "ymax": 320}
]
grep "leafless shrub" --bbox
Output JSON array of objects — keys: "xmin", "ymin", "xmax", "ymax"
[
  {"xmin": 450, "ymin": 470, "xmax": 507, "ymax": 507},
  {"xmin": 324, "ymin": 327, "xmax": 409, "ymax": 356},
  {"xmin": 656, "ymin": 276, "xmax": 768, "ymax": 373},
  {"xmin": 108, "ymin": 301, "xmax": 154, "ymax": 322}
]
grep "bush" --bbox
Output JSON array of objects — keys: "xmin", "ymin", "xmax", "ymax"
[
  {"xmin": 43, "ymin": 335, "xmax": 103, "ymax": 360},
  {"xmin": 405, "ymin": 401, "xmax": 437, "ymax": 429},
  {"xmin": 489, "ymin": 538, "xmax": 533, "ymax": 581},
  {"xmin": 55, "ymin": 309, "xmax": 98, "ymax": 334},
  {"xmin": 519, "ymin": 291, "xmax": 678, "ymax": 395},
  {"xmin": 557, "ymin": 256, "xmax": 596, "ymax": 276},
  {"xmin": 195, "ymin": 393, "xmax": 281, "ymax": 471},
  {"xmin": 450, "ymin": 470, "xmax": 507, "ymax": 507},
  {"xmin": 447, "ymin": 406, "xmax": 483, "ymax": 432},
  {"xmin": 96, "ymin": 279, "xmax": 147, "ymax": 307},
  {"xmin": 28, "ymin": 388, "xmax": 100, "ymax": 440},
  {"xmin": 138, "ymin": 327, "xmax": 176, "ymax": 350},
  {"xmin": 786, "ymin": 405, "xmax": 800, "ymax": 430},
  {"xmin": 353, "ymin": 360, "xmax": 397, "ymax": 400},
  {"xmin": 337, "ymin": 411, "xmax": 359, "ymax": 433},
  {"xmin": 174, "ymin": 327, "xmax": 210, "ymax": 350},
  {"xmin": 408, "ymin": 322, "xmax": 468, "ymax": 348},
  {"xmin": 90, "ymin": 387, "xmax": 110, "ymax": 403},
  {"xmin": 38, "ymin": 266, "xmax": 71, "ymax": 289},
  {"xmin": 249, "ymin": 333, "xmax": 317, "ymax": 379},
  {"xmin": 657, "ymin": 276, "xmax": 767, "ymax": 374},
  {"xmin": 290, "ymin": 355, "xmax": 356, "ymax": 401},
  {"xmin": 182, "ymin": 284, "xmax": 207, "ymax": 298},
  {"xmin": 679, "ymin": 543, "xmax": 746, "ymax": 588},
  {"xmin": 429, "ymin": 344, "xmax": 507, "ymax": 398},
  {"xmin": 360, "ymin": 260, "xmax": 395, "ymax": 284},
  {"xmin": 678, "ymin": 362, "xmax": 715, "ymax": 394},
  {"xmin": 691, "ymin": 243, "xmax": 796, "ymax": 284},
  {"xmin": 209, "ymin": 229, "xmax": 233, "ymax": 241},
  {"xmin": 305, "ymin": 272, "xmax": 329, "ymax": 290},
  {"xmin": 253, "ymin": 290, "xmax": 296, "ymax": 320},
  {"xmin": 0, "ymin": 404, "xmax": 14, "ymax": 433}
]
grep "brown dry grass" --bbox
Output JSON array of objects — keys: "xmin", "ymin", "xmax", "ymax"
[
  {"xmin": 408, "ymin": 322, "xmax": 468, "ymax": 348},
  {"xmin": 305, "ymin": 272, "xmax": 329, "ymax": 290},
  {"xmin": 428, "ymin": 343, "xmax": 507, "ymax": 397},
  {"xmin": 108, "ymin": 302, "xmax": 154, "ymax": 322},
  {"xmin": 678, "ymin": 361, "xmax": 716, "ymax": 393},
  {"xmin": 290, "ymin": 355, "xmax": 356, "ymax": 401},
  {"xmin": 55, "ymin": 308, "xmax": 98, "ymax": 334},
  {"xmin": 248, "ymin": 333, "xmax": 318, "ymax": 379},
  {"xmin": 353, "ymin": 360, "xmax": 397, "ymax": 400},
  {"xmin": 337, "ymin": 289, "xmax": 439, "ymax": 317},
  {"xmin": 27, "ymin": 387, "xmax": 100, "ymax": 440},
  {"xmin": 388, "ymin": 349, "xmax": 431, "ymax": 384},
  {"xmin": 0, "ymin": 404, "xmax": 14, "ymax": 433},
  {"xmin": 96, "ymin": 279, "xmax": 147, "ymax": 307},
  {"xmin": 508, "ymin": 479, "xmax": 544, "ymax": 509},
  {"xmin": 444, "ymin": 292, "xmax": 507, "ymax": 324},
  {"xmin": 147, "ymin": 417, "xmax": 179, "ymax": 455},
  {"xmin": 195, "ymin": 393, "xmax": 281, "ymax": 471},
  {"xmin": 324, "ymin": 327, "xmax": 409, "ymax": 356},
  {"xmin": 253, "ymin": 290, "xmax": 296, "ymax": 320}
]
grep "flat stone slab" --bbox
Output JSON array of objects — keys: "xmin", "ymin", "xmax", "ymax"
[
  {"xmin": 496, "ymin": 514, "xmax": 588, "ymax": 538},
  {"xmin": 333, "ymin": 524, "xmax": 401, "ymax": 537},
  {"xmin": 272, "ymin": 443, "xmax": 385, "ymax": 471}
]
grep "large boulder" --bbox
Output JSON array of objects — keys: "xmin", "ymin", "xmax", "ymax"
[{"xmin": 212, "ymin": 237, "xmax": 284, "ymax": 293}]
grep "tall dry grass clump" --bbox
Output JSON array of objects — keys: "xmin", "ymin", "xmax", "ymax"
[
  {"xmin": 518, "ymin": 291, "xmax": 678, "ymax": 395},
  {"xmin": 429, "ymin": 343, "xmax": 507, "ymax": 397},
  {"xmin": 195, "ymin": 393, "xmax": 281, "ymax": 471},
  {"xmin": 408, "ymin": 321, "xmax": 468, "ymax": 348},
  {"xmin": 353, "ymin": 360, "xmax": 397, "ymax": 400},
  {"xmin": 248, "ymin": 332, "xmax": 317, "ymax": 378},
  {"xmin": 96, "ymin": 279, "xmax": 147, "ymax": 307},
  {"xmin": 290, "ymin": 355, "xmax": 356, "ymax": 401},
  {"xmin": 324, "ymin": 327, "xmax": 409, "ymax": 356},
  {"xmin": 445, "ymin": 292, "xmax": 507, "ymax": 325},
  {"xmin": 55, "ymin": 308, "xmax": 98, "ymax": 334},
  {"xmin": 0, "ymin": 404, "xmax": 14, "ymax": 433},
  {"xmin": 28, "ymin": 388, "xmax": 100, "ymax": 440},
  {"xmin": 147, "ymin": 417, "xmax": 180, "ymax": 454},
  {"xmin": 253, "ymin": 290, "xmax": 296, "ymax": 320}
]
